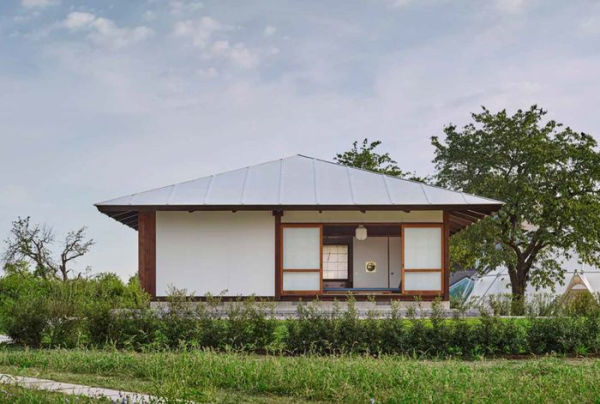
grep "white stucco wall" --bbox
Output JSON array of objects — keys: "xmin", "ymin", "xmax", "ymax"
[
  {"xmin": 353, "ymin": 237, "xmax": 389, "ymax": 288},
  {"xmin": 282, "ymin": 210, "xmax": 442, "ymax": 223},
  {"xmin": 155, "ymin": 211, "xmax": 275, "ymax": 297}
]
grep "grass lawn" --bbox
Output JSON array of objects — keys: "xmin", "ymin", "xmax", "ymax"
[{"xmin": 0, "ymin": 348, "xmax": 599, "ymax": 403}]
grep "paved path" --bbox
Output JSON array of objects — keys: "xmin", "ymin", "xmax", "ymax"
[{"xmin": 0, "ymin": 373, "xmax": 156, "ymax": 402}]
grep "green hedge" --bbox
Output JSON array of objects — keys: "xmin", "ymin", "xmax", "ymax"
[{"xmin": 2, "ymin": 274, "xmax": 600, "ymax": 357}]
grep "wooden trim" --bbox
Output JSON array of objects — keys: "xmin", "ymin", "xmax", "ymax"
[
  {"xmin": 464, "ymin": 209, "xmax": 489, "ymax": 219},
  {"xmin": 449, "ymin": 215, "xmax": 473, "ymax": 226},
  {"xmin": 401, "ymin": 222, "xmax": 445, "ymax": 228},
  {"xmin": 450, "ymin": 210, "xmax": 481, "ymax": 222},
  {"xmin": 285, "ymin": 222, "xmax": 438, "ymax": 226},
  {"xmin": 402, "ymin": 290, "xmax": 444, "ymax": 296},
  {"xmin": 283, "ymin": 269, "xmax": 321, "ymax": 273},
  {"xmin": 404, "ymin": 268, "xmax": 442, "ymax": 272},
  {"xmin": 273, "ymin": 211, "xmax": 282, "ymax": 299},
  {"xmin": 97, "ymin": 204, "xmax": 503, "ymax": 213},
  {"xmin": 138, "ymin": 211, "xmax": 156, "ymax": 297},
  {"xmin": 443, "ymin": 211, "xmax": 450, "ymax": 301},
  {"xmin": 282, "ymin": 290, "xmax": 321, "ymax": 295}
]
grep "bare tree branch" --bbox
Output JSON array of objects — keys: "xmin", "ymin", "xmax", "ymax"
[{"xmin": 2, "ymin": 217, "xmax": 94, "ymax": 281}]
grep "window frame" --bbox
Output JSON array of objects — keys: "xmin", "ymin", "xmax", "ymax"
[{"xmin": 322, "ymin": 241, "xmax": 351, "ymax": 281}]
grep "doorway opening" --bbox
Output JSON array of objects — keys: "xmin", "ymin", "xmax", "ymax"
[{"xmin": 322, "ymin": 224, "xmax": 402, "ymax": 295}]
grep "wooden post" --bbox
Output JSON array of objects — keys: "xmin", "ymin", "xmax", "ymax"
[
  {"xmin": 443, "ymin": 211, "xmax": 450, "ymax": 301},
  {"xmin": 273, "ymin": 210, "xmax": 283, "ymax": 300},
  {"xmin": 138, "ymin": 211, "xmax": 156, "ymax": 298}
]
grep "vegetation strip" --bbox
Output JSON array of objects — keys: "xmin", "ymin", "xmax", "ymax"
[
  {"xmin": 3, "ymin": 271, "xmax": 600, "ymax": 358},
  {"xmin": 0, "ymin": 373, "xmax": 154, "ymax": 403},
  {"xmin": 2, "ymin": 349, "xmax": 600, "ymax": 403}
]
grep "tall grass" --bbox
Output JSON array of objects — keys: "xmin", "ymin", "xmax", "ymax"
[{"xmin": 1, "ymin": 348, "xmax": 600, "ymax": 403}]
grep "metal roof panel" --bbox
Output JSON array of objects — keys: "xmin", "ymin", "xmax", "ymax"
[
  {"xmin": 96, "ymin": 154, "xmax": 504, "ymax": 208},
  {"xmin": 314, "ymin": 159, "xmax": 354, "ymax": 205},
  {"xmin": 242, "ymin": 160, "xmax": 281, "ymax": 204},
  {"xmin": 347, "ymin": 168, "xmax": 391, "ymax": 205},
  {"xmin": 205, "ymin": 168, "xmax": 247, "ymax": 205},
  {"xmin": 168, "ymin": 176, "xmax": 212, "ymax": 205},
  {"xmin": 279, "ymin": 155, "xmax": 316, "ymax": 205}
]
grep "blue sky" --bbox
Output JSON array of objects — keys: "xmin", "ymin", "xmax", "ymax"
[{"xmin": 1, "ymin": 0, "xmax": 599, "ymax": 279}]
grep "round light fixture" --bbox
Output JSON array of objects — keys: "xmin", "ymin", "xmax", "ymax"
[{"xmin": 355, "ymin": 225, "xmax": 367, "ymax": 241}]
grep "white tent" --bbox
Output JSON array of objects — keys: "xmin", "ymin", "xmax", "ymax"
[{"xmin": 465, "ymin": 254, "xmax": 600, "ymax": 305}]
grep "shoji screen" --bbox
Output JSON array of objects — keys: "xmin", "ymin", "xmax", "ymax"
[
  {"xmin": 281, "ymin": 225, "xmax": 322, "ymax": 294},
  {"xmin": 402, "ymin": 225, "xmax": 443, "ymax": 293}
]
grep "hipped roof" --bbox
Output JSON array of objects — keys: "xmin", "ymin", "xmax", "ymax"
[{"xmin": 96, "ymin": 154, "xmax": 503, "ymax": 231}]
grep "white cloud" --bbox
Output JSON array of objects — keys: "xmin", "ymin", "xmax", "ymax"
[
  {"xmin": 173, "ymin": 18, "xmax": 261, "ymax": 68},
  {"xmin": 495, "ymin": 0, "xmax": 530, "ymax": 13},
  {"xmin": 173, "ymin": 17, "xmax": 223, "ymax": 48},
  {"xmin": 170, "ymin": 0, "xmax": 204, "ymax": 14},
  {"xmin": 21, "ymin": 0, "xmax": 58, "ymax": 8},
  {"xmin": 264, "ymin": 25, "xmax": 276, "ymax": 36},
  {"xmin": 211, "ymin": 40, "xmax": 260, "ymax": 69},
  {"xmin": 64, "ymin": 11, "xmax": 95, "ymax": 29},
  {"xmin": 63, "ymin": 12, "xmax": 153, "ymax": 49}
]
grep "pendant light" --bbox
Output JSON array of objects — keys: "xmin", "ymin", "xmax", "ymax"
[{"xmin": 355, "ymin": 225, "xmax": 367, "ymax": 241}]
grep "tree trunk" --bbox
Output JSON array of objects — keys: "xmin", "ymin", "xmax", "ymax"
[
  {"xmin": 509, "ymin": 262, "xmax": 529, "ymax": 315},
  {"xmin": 59, "ymin": 262, "xmax": 68, "ymax": 281}
]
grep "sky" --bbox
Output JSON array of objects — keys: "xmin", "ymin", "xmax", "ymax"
[{"xmin": 1, "ymin": 0, "xmax": 599, "ymax": 280}]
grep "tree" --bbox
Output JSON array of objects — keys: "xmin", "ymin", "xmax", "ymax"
[
  {"xmin": 335, "ymin": 138, "xmax": 425, "ymax": 181},
  {"xmin": 3, "ymin": 217, "xmax": 94, "ymax": 281},
  {"xmin": 432, "ymin": 105, "xmax": 600, "ymax": 308}
]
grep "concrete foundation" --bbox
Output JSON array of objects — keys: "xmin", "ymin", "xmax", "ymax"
[{"xmin": 150, "ymin": 299, "xmax": 451, "ymax": 319}]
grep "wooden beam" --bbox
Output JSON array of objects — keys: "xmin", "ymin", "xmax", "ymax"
[
  {"xmin": 97, "ymin": 203, "xmax": 503, "ymax": 213},
  {"xmin": 449, "ymin": 215, "xmax": 472, "ymax": 227},
  {"xmin": 110, "ymin": 211, "xmax": 136, "ymax": 220},
  {"xmin": 450, "ymin": 211, "xmax": 481, "ymax": 222},
  {"xmin": 273, "ymin": 210, "xmax": 282, "ymax": 300},
  {"xmin": 138, "ymin": 211, "xmax": 156, "ymax": 298},
  {"xmin": 465, "ymin": 209, "xmax": 490, "ymax": 218},
  {"xmin": 443, "ymin": 211, "xmax": 450, "ymax": 301}
]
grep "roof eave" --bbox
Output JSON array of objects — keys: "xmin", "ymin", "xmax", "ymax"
[
  {"xmin": 95, "ymin": 203, "xmax": 503, "ymax": 213},
  {"xmin": 96, "ymin": 203, "xmax": 503, "ymax": 232}
]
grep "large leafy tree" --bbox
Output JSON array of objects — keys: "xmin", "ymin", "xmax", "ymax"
[
  {"xmin": 432, "ymin": 106, "xmax": 600, "ymax": 306},
  {"xmin": 335, "ymin": 138, "xmax": 424, "ymax": 180}
]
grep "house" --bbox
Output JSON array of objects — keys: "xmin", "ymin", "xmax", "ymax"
[{"xmin": 95, "ymin": 155, "xmax": 503, "ymax": 302}]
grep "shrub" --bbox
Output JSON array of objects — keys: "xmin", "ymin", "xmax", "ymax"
[
  {"xmin": 561, "ymin": 292, "xmax": 600, "ymax": 317},
  {"xmin": 3, "ymin": 272, "xmax": 600, "ymax": 357},
  {"xmin": 0, "ymin": 272, "xmax": 148, "ymax": 347}
]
